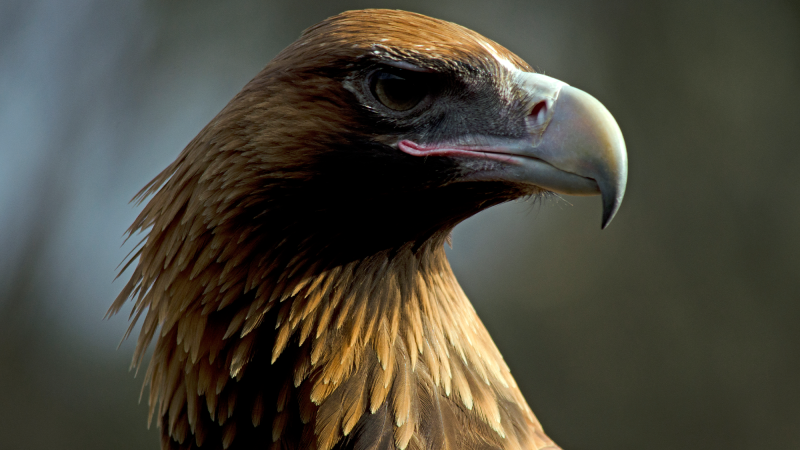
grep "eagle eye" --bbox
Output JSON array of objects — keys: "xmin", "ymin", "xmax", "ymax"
[{"xmin": 369, "ymin": 69, "xmax": 428, "ymax": 112}]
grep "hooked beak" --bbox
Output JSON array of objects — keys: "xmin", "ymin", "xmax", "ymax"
[
  {"xmin": 520, "ymin": 75, "xmax": 628, "ymax": 228},
  {"xmin": 398, "ymin": 73, "xmax": 628, "ymax": 229}
]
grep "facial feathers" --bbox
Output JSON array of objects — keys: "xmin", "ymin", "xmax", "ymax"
[{"xmin": 104, "ymin": 9, "xmax": 626, "ymax": 450}]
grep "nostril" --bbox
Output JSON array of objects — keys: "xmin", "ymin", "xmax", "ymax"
[{"xmin": 530, "ymin": 101, "xmax": 547, "ymax": 124}]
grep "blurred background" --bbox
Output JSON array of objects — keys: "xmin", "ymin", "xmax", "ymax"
[{"xmin": 1, "ymin": 0, "xmax": 799, "ymax": 449}]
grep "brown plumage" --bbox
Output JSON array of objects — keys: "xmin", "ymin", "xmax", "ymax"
[{"xmin": 109, "ymin": 9, "xmax": 627, "ymax": 450}]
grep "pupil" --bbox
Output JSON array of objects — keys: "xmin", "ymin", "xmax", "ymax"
[{"xmin": 372, "ymin": 70, "xmax": 425, "ymax": 111}]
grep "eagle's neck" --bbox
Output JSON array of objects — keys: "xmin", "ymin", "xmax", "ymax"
[{"xmin": 114, "ymin": 218, "xmax": 555, "ymax": 449}]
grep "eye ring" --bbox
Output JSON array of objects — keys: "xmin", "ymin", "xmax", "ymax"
[{"xmin": 369, "ymin": 68, "xmax": 429, "ymax": 112}]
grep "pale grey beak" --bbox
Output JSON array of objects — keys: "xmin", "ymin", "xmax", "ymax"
[
  {"xmin": 529, "ymin": 83, "xmax": 628, "ymax": 228},
  {"xmin": 511, "ymin": 73, "xmax": 628, "ymax": 228}
]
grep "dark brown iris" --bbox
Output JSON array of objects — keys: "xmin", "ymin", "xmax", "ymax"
[{"xmin": 370, "ymin": 69, "xmax": 428, "ymax": 111}]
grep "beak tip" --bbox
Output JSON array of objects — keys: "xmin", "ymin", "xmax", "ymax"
[
  {"xmin": 599, "ymin": 179, "xmax": 626, "ymax": 229},
  {"xmin": 600, "ymin": 203, "xmax": 617, "ymax": 229}
]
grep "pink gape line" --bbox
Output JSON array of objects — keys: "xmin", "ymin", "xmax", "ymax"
[{"xmin": 397, "ymin": 140, "xmax": 520, "ymax": 164}]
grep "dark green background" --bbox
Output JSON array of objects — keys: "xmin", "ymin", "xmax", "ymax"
[{"xmin": 1, "ymin": 1, "xmax": 799, "ymax": 448}]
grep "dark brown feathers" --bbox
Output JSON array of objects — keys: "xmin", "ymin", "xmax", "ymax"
[{"xmin": 110, "ymin": 9, "xmax": 560, "ymax": 450}]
